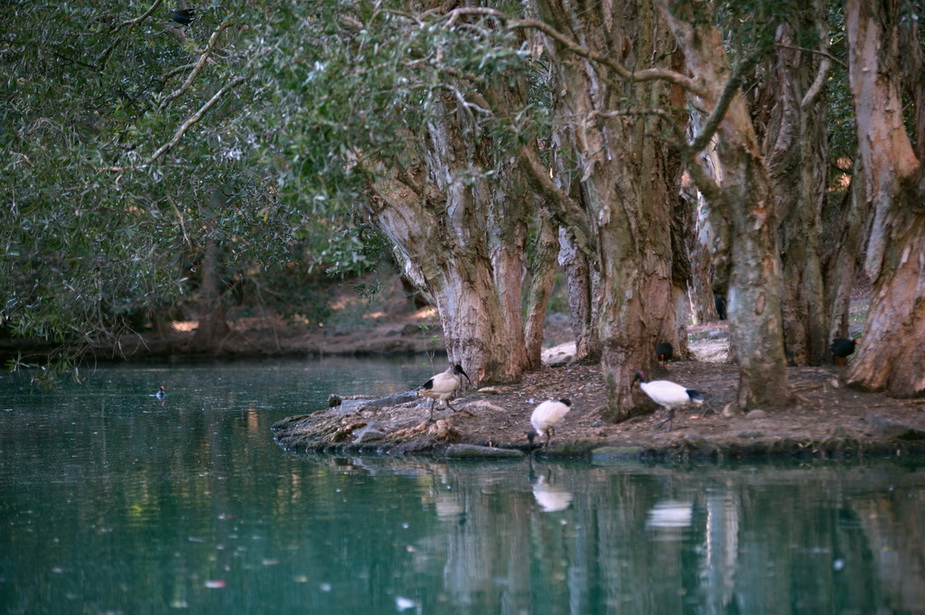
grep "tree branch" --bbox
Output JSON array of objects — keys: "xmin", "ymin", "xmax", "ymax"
[
  {"xmin": 517, "ymin": 144, "xmax": 595, "ymax": 259},
  {"xmin": 159, "ymin": 19, "xmax": 235, "ymax": 111},
  {"xmin": 100, "ymin": 0, "xmax": 165, "ymax": 69},
  {"xmin": 508, "ymin": 18, "xmax": 705, "ymax": 97},
  {"xmin": 147, "ymin": 76, "xmax": 246, "ymax": 164},
  {"xmin": 776, "ymin": 42, "xmax": 847, "ymax": 70},
  {"xmin": 688, "ymin": 53, "xmax": 759, "ymax": 153},
  {"xmin": 103, "ymin": 76, "xmax": 246, "ymax": 173}
]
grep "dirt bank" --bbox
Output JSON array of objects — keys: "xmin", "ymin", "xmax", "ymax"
[{"xmin": 272, "ymin": 360, "xmax": 925, "ymax": 462}]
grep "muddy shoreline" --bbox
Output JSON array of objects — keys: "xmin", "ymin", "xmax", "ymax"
[{"xmin": 271, "ymin": 362, "xmax": 925, "ymax": 463}]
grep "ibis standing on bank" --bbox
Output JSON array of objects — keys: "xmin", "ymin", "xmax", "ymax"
[
  {"xmin": 417, "ymin": 364, "xmax": 472, "ymax": 422},
  {"xmin": 632, "ymin": 370, "xmax": 704, "ymax": 431},
  {"xmin": 527, "ymin": 398, "xmax": 572, "ymax": 448}
]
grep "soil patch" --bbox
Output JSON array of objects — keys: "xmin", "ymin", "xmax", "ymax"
[{"xmin": 272, "ymin": 360, "xmax": 925, "ymax": 461}]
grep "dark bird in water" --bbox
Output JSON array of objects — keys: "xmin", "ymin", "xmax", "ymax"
[
  {"xmin": 417, "ymin": 364, "xmax": 471, "ymax": 422},
  {"xmin": 830, "ymin": 338, "xmax": 858, "ymax": 367},
  {"xmin": 632, "ymin": 370, "xmax": 704, "ymax": 432},
  {"xmin": 149, "ymin": 385, "xmax": 166, "ymax": 406},
  {"xmin": 655, "ymin": 342, "xmax": 673, "ymax": 365},
  {"xmin": 170, "ymin": 8, "xmax": 195, "ymax": 25},
  {"xmin": 527, "ymin": 399, "xmax": 572, "ymax": 448}
]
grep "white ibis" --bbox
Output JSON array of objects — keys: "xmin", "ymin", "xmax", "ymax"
[
  {"xmin": 632, "ymin": 370, "xmax": 704, "ymax": 431},
  {"xmin": 655, "ymin": 342, "xmax": 673, "ymax": 365},
  {"xmin": 417, "ymin": 364, "xmax": 471, "ymax": 421},
  {"xmin": 830, "ymin": 338, "xmax": 857, "ymax": 367},
  {"xmin": 527, "ymin": 398, "xmax": 572, "ymax": 448}
]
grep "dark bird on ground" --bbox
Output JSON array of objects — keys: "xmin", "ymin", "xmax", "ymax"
[
  {"xmin": 656, "ymin": 342, "xmax": 674, "ymax": 365},
  {"xmin": 632, "ymin": 370, "xmax": 704, "ymax": 432},
  {"xmin": 830, "ymin": 338, "xmax": 858, "ymax": 367},
  {"xmin": 714, "ymin": 294, "xmax": 727, "ymax": 321},
  {"xmin": 417, "ymin": 364, "xmax": 471, "ymax": 421},
  {"xmin": 170, "ymin": 8, "xmax": 195, "ymax": 25},
  {"xmin": 526, "ymin": 399, "xmax": 572, "ymax": 448}
]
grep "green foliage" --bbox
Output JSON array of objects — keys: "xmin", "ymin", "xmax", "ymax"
[
  {"xmin": 0, "ymin": 1, "xmax": 379, "ymax": 360},
  {"xmin": 256, "ymin": 0, "xmax": 538, "ymax": 210}
]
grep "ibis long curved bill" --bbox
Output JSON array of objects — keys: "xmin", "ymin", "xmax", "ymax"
[
  {"xmin": 632, "ymin": 370, "xmax": 704, "ymax": 431},
  {"xmin": 417, "ymin": 364, "xmax": 471, "ymax": 421}
]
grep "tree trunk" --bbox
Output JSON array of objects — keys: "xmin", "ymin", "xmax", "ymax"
[
  {"xmin": 684, "ymin": 151, "xmax": 725, "ymax": 326},
  {"xmin": 537, "ymin": 0, "xmax": 687, "ymax": 421},
  {"xmin": 659, "ymin": 0, "xmax": 790, "ymax": 410},
  {"xmin": 548, "ymin": 76, "xmax": 600, "ymax": 363},
  {"xmin": 368, "ymin": 90, "xmax": 538, "ymax": 385},
  {"xmin": 843, "ymin": 0, "xmax": 925, "ymax": 397},
  {"xmin": 822, "ymin": 172, "xmax": 870, "ymax": 351},
  {"xmin": 756, "ymin": 7, "xmax": 831, "ymax": 366},
  {"xmin": 524, "ymin": 211, "xmax": 559, "ymax": 365},
  {"xmin": 557, "ymin": 227, "xmax": 600, "ymax": 362},
  {"xmin": 188, "ymin": 236, "xmax": 229, "ymax": 352}
]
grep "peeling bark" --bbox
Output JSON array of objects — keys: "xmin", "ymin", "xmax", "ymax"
[
  {"xmin": 658, "ymin": 0, "xmax": 789, "ymax": 410},
  {"xmin": 754, "ymin": 7, "xmax": 830, "ymax": 366},
  {"xmin": 844, "ymin": 0, "xmax": 925, "ymax": 397},
  {"xmin": 537, "ymin": 0, "xmax": 687, "ymax": 421}
]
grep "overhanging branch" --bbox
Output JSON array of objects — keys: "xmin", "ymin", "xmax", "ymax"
[
  {"xmin": 508, "ymin": 18, "xmax": 705, "ymax": 97},
  {"xmin": 159, "ymin": 20, "xmax": 236, "ymax": 111},
  {"xmin": 517, "ymin": 145, "xmax": 595, "ymax": 259},
  {"xmin": 688, "ymin": 53, "xmax": 759, "ymax": 154},
  {"xmin": 148, "ymin": 76, "xmax": 246, "ymax": 165}
]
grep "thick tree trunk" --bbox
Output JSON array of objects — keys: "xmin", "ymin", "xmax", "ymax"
[
  {"xmin": 537, "ymin": 0, "xmax": 687, "ymax": 421},
  {"xmin": 368, "ymin": 88, "xmax": 540, "ymax": 385},
  {"xmin": 756, "ymin": 9, "xmax": 830, "ymax": 366},
  {"xmin": 659, "ymin": 0, "xmax": 790, "ymax": 410},
  {"xmin": 844, "ymin": 0, "xmax": 925, "ymax": 397}
]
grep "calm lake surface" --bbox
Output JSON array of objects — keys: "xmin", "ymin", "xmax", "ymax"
[{"xmin": 2, "ymin": 358, "xmax": 924, "ymax": 615}]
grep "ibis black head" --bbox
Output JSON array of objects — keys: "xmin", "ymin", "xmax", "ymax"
[
  {"xmin": 526, "ymin": 430, "xmax": 537, "ymax": 445},
  {"xmin": 632, "ymin": 370, "xmax": 646, "ymax": 385},
  {"xmin": 452, "ymin": 363, "xmax": 471, "ymax": 384},
  {"xmin": 558, "ymin": 398, "xmax": 572, "ymax": 406}
]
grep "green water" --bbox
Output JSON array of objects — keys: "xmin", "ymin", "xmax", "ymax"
[{"xmin": 2, "ymin": 359, "xmax": 924, "ymax": 614}]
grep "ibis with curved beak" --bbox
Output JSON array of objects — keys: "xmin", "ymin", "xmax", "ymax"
[
  {"xmin": 418, "ymin": 364, "xmax": 471, "ymax": 421},
  {"xmin": 527, "ymin": 398, "xmax": 572, "ymax": 448},
  {"xmin": 632, "ymin": 370, "xmax": 704, "ymax": 431}
]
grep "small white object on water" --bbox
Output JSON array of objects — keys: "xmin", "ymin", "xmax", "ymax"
[
  {"xmin": 833, "ymin": 558, "xmax": 845, "ymax": 571},
  {"xmin": 396, "ymin": 596, "xmax": 420, "ymax": 612},
  {"xmin": 646, "ymin": 501, "xmax": 693, "ymax": 529}
]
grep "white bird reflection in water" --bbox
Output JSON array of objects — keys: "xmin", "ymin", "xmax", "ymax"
[
  {"xmin": 646, "ymin": 500, "xmax": 693, "ymax": 530},
  {"xmin": 531, "ymin": 464, "xmax": 574, "ymax": 513}
]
